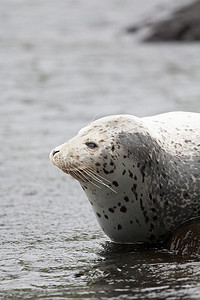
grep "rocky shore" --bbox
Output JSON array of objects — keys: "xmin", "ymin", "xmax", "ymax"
[{"xmin": 127, "ymin": 0, "xmax": 200, "ymax": 42}]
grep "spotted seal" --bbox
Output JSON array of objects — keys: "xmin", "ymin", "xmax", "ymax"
[{"xmin": 49, "ymin": 111, "xmax": 200, "ymax": 244}]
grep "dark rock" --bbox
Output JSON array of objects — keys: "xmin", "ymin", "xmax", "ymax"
[
  {"xmin": 145, "ymin": 0, "xmax": 200, "ymax": 42},
  {"xmin": 126, "ymin": 25, "xmax": 140, "ymax": 34}
]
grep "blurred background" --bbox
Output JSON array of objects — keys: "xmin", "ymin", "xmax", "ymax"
[{"xmin": 1, "ymin": 0, "xmax": 200, "ymax": 299}]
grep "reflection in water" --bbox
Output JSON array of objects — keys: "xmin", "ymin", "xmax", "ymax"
[{"xmin": 90, "ymin": 242, "xmax": 200, "ymax": 299}]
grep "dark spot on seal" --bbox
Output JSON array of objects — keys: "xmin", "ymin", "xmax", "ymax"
[
  {"xmin": 96, "ymin": 213, "xmax": 101, "ymax": 218},
  {"xmin": 131, "ymin": 184, "xmax": 138, "ymax": 200},
  {"xmin": 104, "ymin": 214, "xmax": 108, "ymax": 219},
  {"xmin": 140, "ymin": 165, "xmax": 145, "ymax": 182},
  {"xmin": 109, "ymin": 208, "xmax": 115, "ymax": 213},
  {"xmin": 124, "ymin": 196, "xmax": 129, "ymax": 202},
  {"xmin": 140, "ymin": 199, "xmax": 144, "ymax": 211},
  {"xmin": 120, "ymin": 206, "xmax": 127, "ymax": 213},
  {"xmin": 112, "ymin": 181, "xmax": 119, "ymax": 187},
  {"xmin": 111, "ymin": 145, "xmax": 115, "ymax": 152},
  {"xmin": 95, "ymin": 162, "xmax": 101, "ymax": 167},
  {"xmin": 118, "ymin": 224, "xmax": 122, "ymax": 230},
  {"xmin": 122, "ymin": 170, "xmax": 126, "ymax": 175},
  {"xmin": 110, "ymin": 160, "xmax": 114, "ymax": 166},
  {"xmin": 103, "ymin": 168, "xmax": 109, "ymax": 174},
  {"xmin": 128, "ymin": 170, "xmax": 133, "ymax": 178},
  {"xmin": 118, "ymin": 202, "xmax": 121, "ymax": 206}
]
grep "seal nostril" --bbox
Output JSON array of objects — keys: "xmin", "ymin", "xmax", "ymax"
[{"xmin": 52, "ymin": 150, "xmax": 60, "ymax": 156}]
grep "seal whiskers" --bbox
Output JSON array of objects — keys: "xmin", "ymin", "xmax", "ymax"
[
  {"xmin": 65, "ymin": 165, "xmax": 104, "ymax": 190},
  {"xmin": 71, "ymin": 170, "xmax": 89, "ymax": 183},
  {"xmin": 79, "ymin": 169, "xmax": 102, "ymax": 190},
  {"xmin": 84, "ymin": 168, "xmax": 117, "ymax": 194},
  {"xmin": 68, "ymin": 165, "xmax": 117, "ymax": 193},
  {"xmin": 87, "ymin": 167, "xmax": 112, "ymax": 184}
]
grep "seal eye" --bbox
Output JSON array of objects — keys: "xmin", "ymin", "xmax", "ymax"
[{"xmin": 85, "ymin": 142, "xmax": 98, "ymax": 149}]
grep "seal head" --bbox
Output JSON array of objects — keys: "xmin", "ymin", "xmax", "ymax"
[{"xmin": 50, "ymin": 112, "xmax": 200, "ymax": 244}]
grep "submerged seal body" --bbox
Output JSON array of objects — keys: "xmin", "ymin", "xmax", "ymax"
[
  {"xmin": 50, "ymin": 112, "xmax": 200, "ymax": 244},
  {"xmin": 166, "ymin": 217, "xmax": 200, "ymax": 258}
]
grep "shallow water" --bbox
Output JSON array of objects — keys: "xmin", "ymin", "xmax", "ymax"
[{"xmin": 1, "ymin": 0, "xmax": 200, "ymax": 299}]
